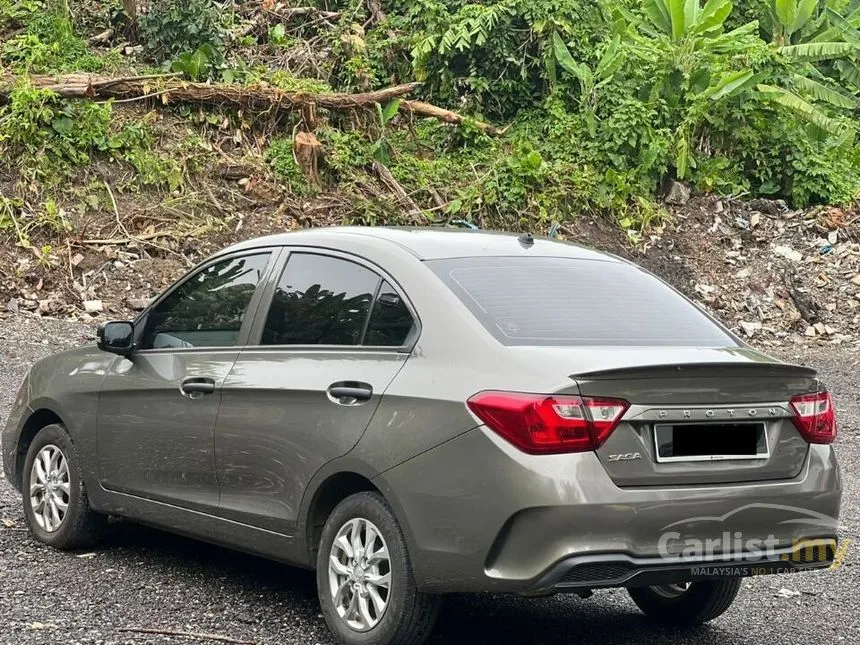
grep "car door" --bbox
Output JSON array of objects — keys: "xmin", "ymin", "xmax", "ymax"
[
  {"xmin": 96, "ymin": 250, "xmax": 276, "ymax": 513},
  {"xmin": 214, "ymin": 249, "xmax": 419, "ymax": 534}
]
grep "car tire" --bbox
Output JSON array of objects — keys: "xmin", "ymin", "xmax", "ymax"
[
  {"xmin": 316, "ymin": 491, "xmax": 441, "ymax": 645},
  {"xmin": 22, "ymin": 423, "xmax": 105, "ymax": 549},
  {"xmin": 627, "ymin": 578, "xmax": 742, "ymax": 625}
]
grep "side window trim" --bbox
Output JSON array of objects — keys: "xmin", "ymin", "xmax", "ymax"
[
  {"xmin": 133, "ymin": 248, "xmax": 281, "ymax": 353},
  {"xmin": 244, "ymin": 246, "xmax": 420, "ymax": 352}
]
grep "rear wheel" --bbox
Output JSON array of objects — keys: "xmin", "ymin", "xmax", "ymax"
[
  {"xmin": 22, "ymin": 423, "xmax": 105, "ymax": 549},
  {"xmin": 627, "ymin": 578, "xmax": 742, "ymax": 625},
  {"xmin": 316, "ymin": 492, "xmax": 440, "ymax": 645}
]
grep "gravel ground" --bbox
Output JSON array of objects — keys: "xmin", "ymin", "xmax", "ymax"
[{"xmin": 0, "ymin": 314, "xmax": 858, "ymax": 645}]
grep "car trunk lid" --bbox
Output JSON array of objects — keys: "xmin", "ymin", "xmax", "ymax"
[{"xmin": 565, "ymin": 351, "xmax": 818, "ymax": 487}]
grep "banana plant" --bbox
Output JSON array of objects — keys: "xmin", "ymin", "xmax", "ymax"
[
  {"xmin": 642, "ymin": 0, "xmax": 735, "ymax": 40},
  {"xmin": 551, "ymin": 32, "xmax": 624, "ymax": 135},
  {"xmin": 761, "ymin": 0, "xmax": 860, "ymax": 137}
]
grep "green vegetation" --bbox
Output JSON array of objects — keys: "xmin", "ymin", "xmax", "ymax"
[{"xmin": 1, "ymin": 0, "xmax": 859, "ymax": 237}]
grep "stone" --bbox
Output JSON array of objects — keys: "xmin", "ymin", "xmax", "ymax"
[
  {"xmin": 664, "ymin": 180, "xmax": 690, "ymax": 205},
  {"xmin": 126, "ymin": 298, "xmax": 150, "ymax": 311},
  {"xmin": 773, "ymin": 245, "xmax": 803, "ymax": 263},
  {"xmin": 740, "ymin": 321, "xmax": 761, "ymax": 337},
  {"xmin": 82, "ymin": 299, "xmax": 103, "ymax": 313}
]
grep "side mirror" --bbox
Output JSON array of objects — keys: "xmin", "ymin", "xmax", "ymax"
[{"xmin": 97, "ymin": 321, "xmax": 135, "ymax": 356}]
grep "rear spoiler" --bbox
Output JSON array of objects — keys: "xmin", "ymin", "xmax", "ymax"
[{"xmin": 573, "ymin": 361, "xmax": 817, "ymax": 380}]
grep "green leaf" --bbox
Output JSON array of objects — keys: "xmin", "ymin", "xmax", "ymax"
[
  {"xmin": 791, "ymin": 74, "xmax": 858, "ymax": 108},
  {"xmin": 836, "ymin": 59, "xmax": 860, "ymax": 89},
  {"xmin": 51, "ymin": 116, "xmax": 74, "ymax": 135},
  {"xmin": 595, "ymin": 35, "xmax": 622, "ymax": 79},
  {"xmin": 779, "ymin": 42, "xmax": 855, "ymax": 60},
  {"xmin": 270, "ymin": 23, "xmax": 286, "ymax": 44},
  {"xmin": 707, "ymin": 69, "xmax": 756, "ymax": 100},
  {"xmin": 643, "ymin": 0, "xmax": 672, "ymax": 35},
  {"xmin": 675, "ymin": 133, "xmax": 690, "ymax": 178},
  {"xmin": 381, "ymin": 99, "xmax": 401, "ymax": 124},
  {"xmin": 170, "ymin": 46, "xmax": 212, "ymax": 81},
  {"xmin": 552, "ymin": 32, "xmax": 592, "ymax": 89},
  {"xmin": 774, "ymin": 0, "xmax": 798, "ymax": 34},
  {"xmin": 758, "ymin": 84, "xmax": 849, "ymax": 136},
  {"xmin": 693, "ymin": 0, "xmax": 733, "ymax": 34},
  {"xmin": 825, "ymin": 7, "xmax": 860, "ymax": 46},
  {"xmin": 794, "ymin": 0, "xmax": 817, "ymax": 33},
  {"xmin": 670, "ymin": 0, "xmax": 690, "ymax": 39}
]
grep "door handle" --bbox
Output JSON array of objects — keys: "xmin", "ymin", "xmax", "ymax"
[
  {"xmin": 180, "ymin": 377, "xmax": 216, "ymax": 398},
  {"xmin": 327, "ymin": 383, "xmax": 373, "ymax": 405}
]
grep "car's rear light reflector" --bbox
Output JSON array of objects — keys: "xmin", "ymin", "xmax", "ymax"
[
  {"xmin": 466, "ymin": 391, "xmax": 629, "ymax": 454},
  {"xmin": 789, "ymin": 391, "xmax": 837, "ymax": 444}
]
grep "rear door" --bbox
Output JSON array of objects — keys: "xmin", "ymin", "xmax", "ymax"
[{"xmin": 214, "ymin": 249, "xmax": 419, "ymax": 534}]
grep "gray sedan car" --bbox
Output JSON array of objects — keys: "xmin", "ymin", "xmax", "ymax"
[{"xmin": 2, "ymin": 227, "xmax": 841, "ymax": 645}]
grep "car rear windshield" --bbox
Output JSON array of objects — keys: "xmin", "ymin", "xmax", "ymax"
[{"xmin": 426, "ymin": 256, "xmax": 735, "ymax": 346}]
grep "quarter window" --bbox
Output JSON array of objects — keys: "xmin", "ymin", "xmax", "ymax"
[
  {"xmin": 364, "ymin": 281, "xmax": 415, "ymax": 347},
  {"xmin": 141, "ymin": 253, "xmax": 271, "ymax": 349},
  {"xmin": 261, "ymin": 253, "xmax": 379, "ymax": 345}
]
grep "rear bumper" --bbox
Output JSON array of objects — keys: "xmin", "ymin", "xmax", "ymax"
[
  {"xmin": 531, "ymin": 542, "xmax": 836, "ymax": 594},
  {"xmin": 374, "ymin": 426, "xmax": 841, "ymax": 593}
]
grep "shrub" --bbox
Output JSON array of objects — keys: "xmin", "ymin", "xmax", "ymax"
[{"xmin": 140, "ymin": 0, "xmax": 225, "ymax": 62}]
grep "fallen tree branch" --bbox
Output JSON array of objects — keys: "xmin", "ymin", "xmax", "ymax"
[
  {"xmin": 0, "ymin": 74, "xmax": 504, "ymax": 134},
  {"xmin": 0, "ymin": 74, "xmax": 422, "ymax": 113},
  {"xmin": 118, "ymin": 627, "xmax": 255, "ymax": 644},
  {"xmin": 401, "ymin": 100, "xmax": 506, "ymax": 136},
  {"xmin": 372, "ymin": 160, "xmax": 425, "ymax": 223}
]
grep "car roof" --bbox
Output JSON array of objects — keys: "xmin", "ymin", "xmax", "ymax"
[{"xmin": 222, "ymin": 226, "xmax": 622, "ymax": 262}]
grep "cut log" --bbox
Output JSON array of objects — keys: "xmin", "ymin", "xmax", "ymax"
[
  {"xmin": 0, "ymin": 74, "xmax": 503, "ymax": 135},
  {"xmin": 0, "ymin": 74, "xmax": 422, "ymax": 113},
  {"xmin": 400, "ymin": 100, "xmax": 505, "ymax": 136}
]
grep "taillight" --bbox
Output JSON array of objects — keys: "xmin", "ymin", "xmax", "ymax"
[
  {"xmin": 466, "ymin": 391, "xmax": 629, "ymax": 454},
  {"xmin": 789, "ymin": 391, "xmax": 837, "ymax": 444}
]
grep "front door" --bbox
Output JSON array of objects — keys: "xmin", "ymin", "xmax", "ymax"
[
  {"xmin": 97, "ymin": 251, "xmax": 274, "ymax": 513},
  {"xmin": 214, "ymin": 251, "xmax": 418, "ymax": 534}
]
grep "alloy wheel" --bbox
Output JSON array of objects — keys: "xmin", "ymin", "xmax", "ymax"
[
  {"xmin": 29, "ymin": 444, "xmax": 71, "ymax": 533},
  {"xmin": 328, "ymin": 517, "xmax": 391, "ymax": 631}
]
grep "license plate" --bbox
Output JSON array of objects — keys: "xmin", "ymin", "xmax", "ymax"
[{"xmin": 653, "ymin": 422, "xmax": 769, "ymax": 463}]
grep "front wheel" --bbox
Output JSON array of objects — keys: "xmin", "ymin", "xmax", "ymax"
[
  {"xmin": 22, "ymin": 423, "xmax": 106, "ymax": 549},
  {"xmin": 316, "ymin": 492, "xmax": 440, "ymax": 645},
  {"xmin": 627, "ymin": 578, "xmax": 742, "ymax": 625}
]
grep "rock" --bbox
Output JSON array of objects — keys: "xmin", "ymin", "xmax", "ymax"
[
  {"xmin": 70, "ymin": 253, "xmax": 84, "ymax": 267},
  {"xmin": 126, "ymin": 298, "xmax": 150, "ymax": 311},
  {"xmin": 735, "ymin": 267, "xmax": 752, "ymax": 279},
  {"xmin": 5, "ymin": 298, "xmax": 18, "ymax": 313},
  {"xmin": 773, "ymin": 245, "xmax": 803, "ymax": 263},
  {"xmin": 804, "ymin": 325, "xmax": 817, "ymax": 337},
  {"xmin": 82, "ymin": 300, "xmax": 103, "ymax": 313},
  {"xmin": 740, "ymin": 321, "xmax": 762, "ymax": 337},
  {"xmin": 814, "ymin": 322, "xmax": 827, "ymax": 335},
  {"xmin": 749, "ymin": 212, "xmax": 761, "ymax": 229},
  {"xmin": 851, "ymin": 274, "xmax": 860, "ymax": 286},
  {"xmin": 664, "ymin": 180, "xmax": 690, "ymax": 205},
  {"xmin": 776, "ymin": 588, "xmax": 801, "ymax": 598},
  {"xmin": 824, "ymin": 324, "xmax": 838, "ymax": 335},
  {"xmin": 828, "ymin": 230, "xmax": 838, "ymax": 244}
]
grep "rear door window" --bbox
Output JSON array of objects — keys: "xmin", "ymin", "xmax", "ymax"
[
  {"xmin": 426, "ymin": 256, "xmax": 734, "ymax": 346},
  {"xmin": 261, "ymin": 253, "xmax": 379, "ymax": 345}
]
